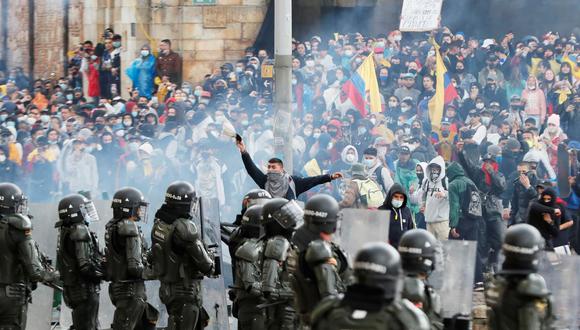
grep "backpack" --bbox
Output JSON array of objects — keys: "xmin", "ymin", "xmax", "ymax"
[
  {"xmin": 423, "ymin": 176, "xmax": 448, "ymax": 194},
  {"xmin": 462, "ymin": 181, "xmax": 483, "ymax": 221},
  {"xmin": 374, "ymin": 165, "xmax": 388, "ymax": 194},
  {"xmin": 354, "ymin": 178, "xmax": 385, "ymax": 208}
]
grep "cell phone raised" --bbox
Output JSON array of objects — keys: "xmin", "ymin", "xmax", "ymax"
[{"xmin": 235, "ymin": 134, "xmax": 243, "ymax": 143}]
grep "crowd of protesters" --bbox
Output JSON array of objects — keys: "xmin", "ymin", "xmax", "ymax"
[{"xmin": 1, "ymin": 26, "xmax": 580, "ymax": 272}]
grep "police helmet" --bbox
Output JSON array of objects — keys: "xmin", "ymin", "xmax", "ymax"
[
  {"xmin": 398, "ymin": 229, "xmax": 438, "ymax": 275},
  {"xmin": 111, "ymin": 187, "xmax": 148, "ymax": 221},
  {"xmin": 501, "ymin": 224, "xmax": 544, "ymax": 275},
  {"xmin": 241, "ymin": 189, "xmax": 272, "ymax": 213},
  {"xmin": 354, "ymin": 242, "xmax": 403, "ymax": 300},
  {"xmin": 58, "ymin": 194, "xmax": 99, "ymax": 224},
  {"xmin": 0, "ymin": 183, "xmax": 28, "ymax": 215},
  {"xmin": 241, "ymin": 204, "xmax": 263, "ymax": 238},
  {"xmin": 304, "ymin": 194, "xmax": 339, "ymax": 234}
]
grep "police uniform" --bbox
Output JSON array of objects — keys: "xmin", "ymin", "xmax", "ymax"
[
  {"xmin": 151, "ymin": 181, "xmax": 215, "ymax": 330},
  {"xmin": 56, "ymin": 194, "xmax": 103, "ymax": 330}
]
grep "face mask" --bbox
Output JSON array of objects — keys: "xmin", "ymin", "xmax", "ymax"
[
  {"xmin": 391, "ymin": 199, "xmax": 403, "ymax": 208},
  {"xmin": 430, "ymin": 172, "xmax": 440, "ymax": 181},
  {"xmin": 84, "ymin": 146, "xmax": 93, "ymax": 153},
  {"xmin": 407, "ymin": 144, "xmax": 417, "ymax": 152},
  {"xmin": 27, "ymin": 118, "xmax": 36, "ymax": 125},
  {"xmin": 194, "ymin": 90, "xmax": 202, "ymax": 97},
  {"xmin": 123, "ymin": 120, "xmax": 132, "ymax": 127},
  {"xmin": 346, "ymin": 154, "xmax": 356, "ymax": 163},
  {"xmin": 40, "ymin": 115, "xmax": 50, "ymax": 123},
  {"xmin": 528, "ymin": 85, "xmax": 536, "ymax": 90},
  {"xmin": 115, "ymin": 130, "xmax": 125, "ymax": 138},
  {"xmin": 90, "ymin": 55, "xmax": 98, "ymax": 60},
  {"xmin": 476, "ymin": 103, "xmax": 485, "ymax": 110},
  {"xmin": 59, "ymin": 83, "xmax": 68, "ymax": 90},
  {"xmin": 411, "ymin": 127, "xmax": 421, "ymax": 136},
  {"xmin": 344, "ymin": 50, "xmax": 353, "ymax": 57},
  {"xmin": 404, "ymin": 127, "xmax": 411, "ymax": 135},
  {"xmin": 113, "ymin": 41, "xmax": 121, "ymax": 48},
  {"xmin": 417, "ymin": 172, "xmax": 424, "ymax": 182},
  {"xmin": 140, "ymin": 50, "xmax": 150, "ymax": 57},
  {"xmin": 547, "ymin": 126, "xmax": 558, "ymax": 134},
  {"xmin": 66, "ymin": 94, "xmax": 74, "ymax": 100},
  {"xmin": 394, "ymin": 35, "xmax": 402, "ymax": 42},
  {"xmin": 313, "ymin": 132, "xmax": 321, "ymax": 139},
  {"xmin": 306, "ymin": 60, "xmax": 315, "ymax": 67},
  {"xmin": 245, "ymin": 71, "xmax": 253, "ymax": 76},
  {"xmin": 0, "ymin": 114, "xmax": 7, "ymax": 122},
  {"xmin": 441, "ymin": 130, "xmax": 450, "ymax": 138},
  {"xmin": 363, "ymin": 158, "xmax": 375, "ymax": 168},
  {"xmin": 0, "ymin": 155, "xmax": 6, "ymax": 162},
  {"xmin": 303, "ymin": 129, "xmax": 312, "ymax": 137},
  {"xmin": 401, "ymin": 106, "xmax": 411, "ymax": 113},
  {"xmin": 456, "ymin": 68, "xmax": 464, "ymax": 73},
  {"xmin": 358, "ymin": 127, "xmax": 367, "ymax": 135},
  {"xmin": 95, "ymin": 123, "xmax": 105, "ymax": 130},
  {"xmin": 235, "ymin": 67, "xmax": 243, "ymax": 73},
  {"xmin": 6, "ymin": 122, "xmax": 15, "ymax": 128},
  {"xmin": 388, "ymin": 101, "xmax": 398, "ymax": 108},
  {"xmin": 131, "ymin": 111, "xmax": 139, "ymax": 118},
  {"xmin": 481, "ymin": 117, "xmax": 491, "ymax": 126}
]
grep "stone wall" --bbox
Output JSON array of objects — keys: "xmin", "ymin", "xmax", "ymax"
[
  {"xmin": 5, "ymin": 0, "xmax": 31, "ymax": 74},
  {"xmin": 147, "ymin": 0, "xmax": 268, "ymax": 85}
]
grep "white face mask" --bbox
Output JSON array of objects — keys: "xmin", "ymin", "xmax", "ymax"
[
  {"xmin": 0, "ymin": 155, "xmax": 6, "ymax": 162},
  {"xmin": 391, "ymin": 199, "xmax": 403, "ymax": 208},
  {"xmin": 313, "ymin": 132, "xmax": 321, "ymax": 139},
  {"xmin": 476, "ymin": 103, "xmax": 485, "ymax": 110},
  {"xmin": 27, "ymin": 117, "xmax": 36, "ymax": 125},
  {"xmin": 363, "ymin": 158, "xmax": 375, "ymax": 168},
  {"xmin": 140, "ymin": 50, "xmax": 150, "ymax": 57},
  {"xmin": 306, "ymin": 60, "xmax": 315, "ymax": 67},
  {"xmin": 388, "ymin": 101, "xmax": 398, "ymax": 108},
  {"xmin": 481, "ymin": 117, "xmax": 491, "ymax": 126},
  {"xmin": 344, "ymin": 50, "xmax": 353, "ymax": 57}
]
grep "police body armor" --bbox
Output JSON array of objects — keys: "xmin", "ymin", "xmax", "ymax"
[
  {"xmin": 402, "ymin": 276, "xmax": 443, "ymax": 330},
  {"xmin": 486, "ymin": 273, "xmax": 555, "ymax": 330},
  {"xmin": 292, "ymin": 238, "xmax": 349, "ymax": 325},
  {"xmin": 312, "ymin": 295, "xmax": 431, "ymax": 330},
  {"xmin": 57, "ymin": 222, "xmax": 102, "ymax": 287},
  {"xmin": 105, "ymin": 218, "xmax": 148, "ymax": 304},
  {"xmin": 0, "ymin": 214, "xmax": 56, "ymax": 329},
  {"xmin": 151, "ymin": 216, "xmax": 214, "ymax": 286},
  {"xmin": 234, "ymin": 238, "xmax": 264, "ymax": 303}
]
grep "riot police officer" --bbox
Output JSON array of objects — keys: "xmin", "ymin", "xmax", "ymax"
[
  {"xmin": 486, "ymin": 224, "xmax": 555, "ymax": 329},
  {"xmin": 151, "ymin": 181, "xmax": 214, "ymax": 330},
  {"xmin": 233, "ymin": 205, "xmax": 266, "ymax": 330},
  {"xmin": 291, "ymin": 194, "xmax": 350, "ymax": 327},
  {"xmin": 311, "ymin": 242, "xmax": 430, "ymax": 330},
  {"xmin": 225, "ymin": 189, "xmax": 272, "ymax": 256},
  {"xmin": 0, "ymin": 183, "xmax": 59, "ymax": 329},
  {"xmin": 398, "ymin": 229, "xmax": 443, "ymax": 330},
  {"xmin": 56, "ymin": 194, "xmax": 103, "ymax": 330},
  {"xmin": 105, "ymin": 187, "xmax": 157, "ymax": 330},
  {"xmin": 260, "ymin": 197, "xmax": 301, "ymax": 330}
]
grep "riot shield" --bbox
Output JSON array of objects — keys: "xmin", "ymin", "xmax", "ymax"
[
  {"xmin": 197, "ymin": 197, "xmax": 231, "ymax": 330},
  {"xmin": 537, "ymin": 252, "xmax": 580, "ymax": 329},
  {"xmin": 29, "ymin": 200, "xmax": 169, "ymax": 330},
  {"xmin": 334, "ymin": 209, "xmax": 390, "ymax": 263},
  {"xmin": 428, "ymin": 240, "xmax": 477, "ymax": 320},
  {"xmin": 557, "ymin": 144, "xmax": 571, "ymax": 197}
]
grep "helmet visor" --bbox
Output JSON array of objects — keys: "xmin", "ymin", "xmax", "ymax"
[
  {"xmin": 272, "ymin": 200, "xmax": 303, "ymax": 229},
  {"xmin": 80, "ymin": 201, "xmax": 100, "ymax": 223},
  {"xmin": 138, "ymin": 202, "xmax": 149, "ymax": 223},
  {"xmin": 17, "ymin": 196, "xmax": 29, "ymax": 215}
]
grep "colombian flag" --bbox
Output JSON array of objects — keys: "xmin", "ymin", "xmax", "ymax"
[
  {"xmin": 341, "ymin": 53, "xmax": 382, "ymax": 117},
  {"xmin": 428, "ymin": 40, "xmax": 459, "ymax": 131}
]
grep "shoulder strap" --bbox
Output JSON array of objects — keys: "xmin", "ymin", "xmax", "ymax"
[{"xmin": 375, "ymin": 166, "xmax": 386, "ymax": 193}]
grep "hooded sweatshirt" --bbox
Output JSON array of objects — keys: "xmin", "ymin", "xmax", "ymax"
[
  {"xmin": 379, "ymin": 183, "xmax": 414, "ymax": 248},
  {"xmin": 447, "ymin": 162, "xmax": 479, "ymax": 229},
  {"xmin": 422, "ymin": 156, "xmax": 450, "ymax": 224},
  {"xmin": 528, "ymin": 188, "xmax": 560, "ymax": 249}
]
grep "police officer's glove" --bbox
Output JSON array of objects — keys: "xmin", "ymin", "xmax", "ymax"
[{"xmin": 228, "ymin": 289, "xmax": 237, "ymax": 302}]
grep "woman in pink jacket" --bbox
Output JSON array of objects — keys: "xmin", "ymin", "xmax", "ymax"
[{"xmin": 521, "ymin": 75, "xmax": 547, "ymax": 125}]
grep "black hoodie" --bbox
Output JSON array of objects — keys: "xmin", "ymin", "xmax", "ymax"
[
  {"xmin": 379, "ymin": 183, "xmax": 414, "ymax": 248},
  {"xmin": 527, "ymin": 188, "xmax": 560, "ymax": 249}
]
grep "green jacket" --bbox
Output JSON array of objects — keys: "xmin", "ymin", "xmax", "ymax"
[
  {"xmin": 447, "ymin": 162, "xmax": 477, "ymax": 228},
  {"xmin": 394, "ymin": 159, "xmax": 419, "ymax": 213}
]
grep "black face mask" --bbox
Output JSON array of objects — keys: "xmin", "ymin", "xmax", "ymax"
[
  {"xmin": 441, "ymin": 130, "xmax": 450, "ymax": 138},
  {"xmin": 456, "ymin": 68, "xmax": 464, "ymax": 73},
  {"xmin": 94, "ymin": 123, "xmax": 105, "ymax": 131},
  {"xmin": 328, "ymin": 130, "xmax": 338, "ymax": 137},
  {"xmin": 417, "ymin": 173, "xmax": 424, "ymax": 182},
  {"xmin": 411, "ymin": 127, "xmax": 421, "ymax": 136}
]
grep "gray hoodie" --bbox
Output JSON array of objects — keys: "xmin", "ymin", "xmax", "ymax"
[{"xmin": 421, "ymin": 156, "xmax": 450, "ymax": 223}]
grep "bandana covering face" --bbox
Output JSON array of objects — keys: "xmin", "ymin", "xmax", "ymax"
[{"xmin": 266, "ymin": 171, "xmax": 291, "ymax": 198}]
